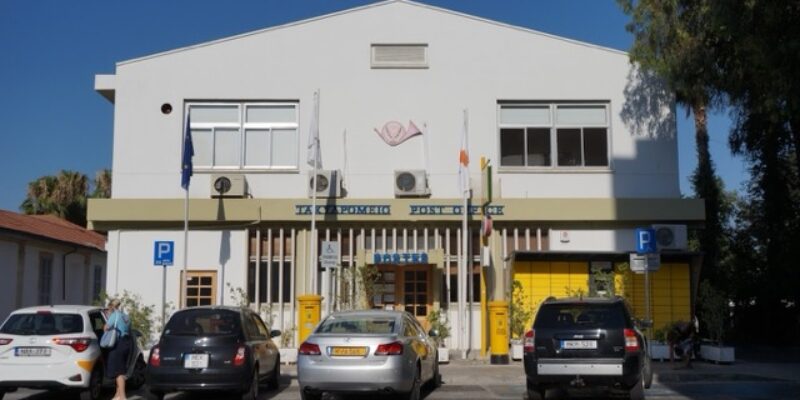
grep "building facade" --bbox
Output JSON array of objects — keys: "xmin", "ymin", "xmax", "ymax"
[
  {"xmin": 89, "ymin": 1, "xmax": 704, "ymax": 354},
  {"xmin": 0, "ymin": 210, "xmax": 107, "ymax": 322}
]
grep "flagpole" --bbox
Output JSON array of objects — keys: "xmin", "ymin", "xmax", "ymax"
[
  {"xmin": 182, "ymin": 187, "xmax": 189, "ymax": 308},
  {"xmin": 309, "ymin": 90, "xmax": 320, "ymax": 296},
  {"xmin": 460, "ymin": 109, "xmax": 470, "ymax": 359}
]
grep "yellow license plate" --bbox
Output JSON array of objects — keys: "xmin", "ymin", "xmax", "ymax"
[{"xmin": 331, "ymin": 346, "xmax": 368, "ymax": 356}]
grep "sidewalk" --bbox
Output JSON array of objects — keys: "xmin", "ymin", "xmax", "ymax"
[{"xmin": 651, "ymin": 359, "xmax": 800, "ymax": 384}]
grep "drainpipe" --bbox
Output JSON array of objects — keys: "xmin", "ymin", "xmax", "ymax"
[{"xmin": 63, "ymin": 247, "xmax": 78, "ymax": 301}]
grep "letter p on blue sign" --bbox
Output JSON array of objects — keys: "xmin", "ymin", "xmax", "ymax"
[
  {"xmin": 154, "ymin": 241, "xmax": 174, "ymax": 266},
  {"xmin": 635, "ymin": 228, "xmax": 657, "ymax": 254}
]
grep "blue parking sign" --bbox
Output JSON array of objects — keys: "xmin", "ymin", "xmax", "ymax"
[
  {"xmin": 154, "ymin": 241, "xmax": 174, "ymax": 266},
  {"xmin": 635, "ymin": 228, "xmax": 657, "ymax": 254}
]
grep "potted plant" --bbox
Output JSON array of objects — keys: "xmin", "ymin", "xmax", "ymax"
[
  {"xmin": 278, "ymin": 326, "xmax": 298, "ymax": 364},
  {"xmin": 427, "ymin": 309, "xmax": 451, "ymax": 363},
  {"xmin": 648, "ymin": 324, "xmax": 672, "ymax": 361},
  {"xmin": 509, "ymin": 280, "xmax": 532, "ymax": 361},
  {"xmin": 697, "ymin": 282, "xmax": 735, "ymax": 363}
]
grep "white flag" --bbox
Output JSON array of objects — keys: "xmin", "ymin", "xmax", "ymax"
[
  {"xmin": 306, "ymin": 90, "xmax": 322, "ymax": 169},
  {"xmin": 459, "ymin": 109, "xmax": 470, "ymax": 194}
]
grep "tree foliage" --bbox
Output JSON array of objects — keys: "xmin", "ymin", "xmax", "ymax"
[{"xmin": 20, "ymin": 169, "xmax": 111, "ymax": 227}]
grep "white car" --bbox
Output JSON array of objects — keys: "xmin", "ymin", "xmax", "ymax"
[{"xmin": 0, "ymin": 305, "xmax": 146, "ymax": 400}]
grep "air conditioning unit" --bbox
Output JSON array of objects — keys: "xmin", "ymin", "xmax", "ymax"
[
  {"xmin": 308, "ymin": 170, "xmax": 342, "ymax": 198},
  {"xmin": 210, "ymin": 174, "xmax": 247, "ymax": 198},
  {"xmin": 394, "ymin": 170, "xmax": 431, "ymax": 197},
  {"xmin": 651, "ymin": 224, "xmax": 688, "ymax": 251}
]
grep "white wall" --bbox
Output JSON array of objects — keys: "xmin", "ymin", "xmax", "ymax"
[
  {"xmin": 106, "ymin": 230, "xmax": 248, "ymax": 315},
  {"xmin": 107, "ymin": 2, "xmax": 679, "ymax": 202},
  {"xmin": 0, "ymin": 241, "xmax": 18, "ymax": 322},
  {"xmin": 548, "ymin": 229, "xmax": 637, "ymax": 253}
]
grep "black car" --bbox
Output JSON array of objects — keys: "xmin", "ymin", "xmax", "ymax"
[
  {"xmin": 146, "ymin": 306, "xmax": 281, "ymax": 400},
  {"xmin": 523, "ymin": 297, "xmax": 653, "ymax": 400}
]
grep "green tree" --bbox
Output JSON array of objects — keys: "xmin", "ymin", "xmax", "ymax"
[
  {"xmin": 20, "ymin": 169, "xmax": 112, "ymax": 227},
  {"xmin": 619, "ymin": 0, "xmax": 725, "ymax": 283}
]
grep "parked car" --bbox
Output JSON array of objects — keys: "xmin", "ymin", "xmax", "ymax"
[
  {"xmin": 297, "ymin": 310, "xmax": 441, "ymax": 400},
  {"xmin": 145, "ymin": 306, "xmax": 281, "ymax": 400},
  {"xmin": 523, "ymin": 297, "xmax": 653, "ymax": 400},
  {"xmin": 0, "ymin": 305, "xmax": 146, "ymax": 400}
]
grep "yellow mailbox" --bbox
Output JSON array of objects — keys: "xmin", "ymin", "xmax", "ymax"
[
  {"xmin": 489, "ymin": 301, "xmax": 510, "ymax": 364},
  {"xmin": 297, "ymin": 294, "xmax": 323, "ymax": 344}
]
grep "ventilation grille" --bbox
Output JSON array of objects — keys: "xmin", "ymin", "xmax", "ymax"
[{"xmin": 371, "ymin": 44, "xmax": 428, "ymax": 69}]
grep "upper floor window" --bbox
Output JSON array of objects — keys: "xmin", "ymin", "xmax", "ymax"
[
  {"xmin": 498, "ymin": 103, "xmax": 610, "ymax": 169},
  {"xmin": 188, "ymin": 102, "xmax": 298, "ymax": 170}
]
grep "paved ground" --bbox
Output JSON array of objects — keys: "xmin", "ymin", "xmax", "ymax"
[{"xmin": 5, "ymin": 358, "xmax": 800, "ymax": 400}]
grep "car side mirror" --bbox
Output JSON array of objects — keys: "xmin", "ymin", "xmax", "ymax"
[
  {"xmin": 270, "ymin": 329, "xmax": 282, "ymax": 339},
  {"xmin": 637, "ymin": 319, "xmax": 653, "ymax": 329},
  {"xmin": 428, "ymin": 329, "xmax": 439, "ymax": 338}
]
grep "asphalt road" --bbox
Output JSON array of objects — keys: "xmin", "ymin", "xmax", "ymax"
[{"xmin": 4, "ymin": 362, "xmax": 800, "ymax": 400}]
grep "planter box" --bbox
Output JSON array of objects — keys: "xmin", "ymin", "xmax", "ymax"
[
  {"xmin": 700, "ymin": 344, "xmax": 735, "ymax": 364},
  {"xmin": 511, "ymin": 342, "xmax": 524, "ymax": 361},
  {"xmin": 649, "ymin": 342, "xmax": 671, "ymax": 361},
  {"xmin": 279, "ymin": 348, "xmax": 298, "ymax": 364},
  {"xmin": 438, "ymin": 348, "xmax": 450, "ymax": 364}
]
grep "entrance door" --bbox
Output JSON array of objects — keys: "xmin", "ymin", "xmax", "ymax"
[{"xmin": 373, "ymin": 265, "xmax": 432, "ymax": 328}]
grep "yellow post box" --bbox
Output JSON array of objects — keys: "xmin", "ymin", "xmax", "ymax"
[
  {"xmin": 488, "ymin": 300, "xmax": 510, "ymax": 364},
  {"xmin": 298, "ymin": 294, "xmax": 323, "ymax": 344}
]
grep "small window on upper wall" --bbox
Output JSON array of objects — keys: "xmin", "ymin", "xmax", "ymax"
[
  {"xmin": 498, "ymin": 103, "xmax": 610, "ymax": 169},
  {"xmin": 187, "ymin": 102, "xmax": 299, "ymax": 170}
]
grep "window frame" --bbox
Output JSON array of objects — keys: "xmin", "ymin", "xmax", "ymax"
[
  {"xmin": 497, "ymin": 102, "xmax": 613, "ymax": 172},
  {"xmin": 186, "ymin": 101, "xmax": 300, "ymax": 172}
]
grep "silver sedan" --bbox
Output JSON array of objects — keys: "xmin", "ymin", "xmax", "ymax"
[{"xmin": 297, "ymin": 310, "xmax": 441, "ymax": 400}]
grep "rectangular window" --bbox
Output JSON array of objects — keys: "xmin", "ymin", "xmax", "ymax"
[
  {"xmin": 498, "ymin": 103, "xmax": 610, "ymax": 168},
  {"xmin": 183, "ymin": 271, "xmax": 217, "ymax": 307},
  {"xmin": 92, "ymin": 265, "xmax": 103, "ymax": 301},
  {"xmin": 188, "ymin": 102, "xmax": 299, "ymax": 170},
  {"xmin": 38, "ymin": 254, "xmax": 53, "ymax": 305}
]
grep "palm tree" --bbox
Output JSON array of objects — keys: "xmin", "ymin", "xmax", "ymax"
[
  {"xmin": 20, "ymin": 170, "xmax": 89, "ymax": 226},
  {"xmin": 92, "ymin": 169, "xmax": 112, "ymax": 199}
]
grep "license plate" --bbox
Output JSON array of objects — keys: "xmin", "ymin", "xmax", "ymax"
[
  {"xmin": 15, "ymin": 347, "xmax": 51, "ymax": 357},
  {"xmin": 184, "ymin": 353, "xmax": 209, "ymax": 369},
  {"xmin": 330, "ymin": 346, "xmax": 368, "ymax": 356},
  {"xmin": 561, "ymin": 340, "xmax": 597, "ymax": 349}
]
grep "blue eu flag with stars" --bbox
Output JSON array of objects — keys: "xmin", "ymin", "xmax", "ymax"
[{"xmin": 181, "ymin": 114, "xmax": 193, "ymax": 190}]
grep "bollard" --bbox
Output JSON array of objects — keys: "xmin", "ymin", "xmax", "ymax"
[{"xmin": 489, "ymin": 301, "xmax": 510, "ymax": 364}]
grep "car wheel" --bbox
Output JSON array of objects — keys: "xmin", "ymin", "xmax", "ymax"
[
  {"xmin": 79, "ymin": 367, "xmax": 103, "ymax": 400},
  {"xmin": 127, "ymin": 357, "xmax": 147, "ymax": 391},
  {"xmin": 628, "ymin": 379, "xmax": 645, "ymax": 400},
  {"xmin": 241, "ymin": 366, "xmax": 259, "ymax": 400},
  {"xmin": 267, "ymin": 358, "xmax": 280, "ymax": 390},
  {"xmin": 525, "ymin": 382, "xmax": 544, "ymax": 400},
  {"xmin": 643, "ymin": 356, "xmax": 653, "ymax": 389},
  {"xmin": 145, "ymin": 386, "xmax": 165, "ymax": 400},
  {"xmin": 300, "ymin": 391, "xmax": 322, "ymax": 400},
  {"xmin": 429, "ymin": 357, "xmax": 442, "ymax": 389},
  {"xmin": 402, "ymin": 365, "xmax": 421, "ymax": 400}
]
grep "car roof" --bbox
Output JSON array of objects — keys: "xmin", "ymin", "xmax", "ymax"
[
  {"xmin": 10, "ymin": 305, "xmax": 102, "ymax": 314},
  {"xmin": 173, "ymin": 305, "xmax": 245, "ymax": 313},
  {"xmin": 542, "ymin": 296, "xmax": 624, "ymax": 305},
  {"xmin": 325, "ymin": 310, "xmax": 408, "ymax": 319}
]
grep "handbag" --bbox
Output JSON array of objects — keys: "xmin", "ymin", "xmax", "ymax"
[{"xmin": 100, "ymin": 312, "xmax": 120, "ymax": 349}]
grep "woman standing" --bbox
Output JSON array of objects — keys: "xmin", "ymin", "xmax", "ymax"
[{"xmin": 104, "ymin": 299, "xmax": 131, "ymax": 400}]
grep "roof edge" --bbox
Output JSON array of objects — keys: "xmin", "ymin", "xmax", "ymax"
[{"xmin": 117, "ymin": 0, "xmax": 626, "ymax": 67}]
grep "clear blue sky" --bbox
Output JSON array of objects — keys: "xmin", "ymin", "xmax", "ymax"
[{"xmin": 0, "ymin": 0, "xmax": 747, "ymax": 213}]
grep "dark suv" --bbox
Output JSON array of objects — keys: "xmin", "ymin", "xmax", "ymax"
[{"xmin": 523, "ymin": 297, "xmax": 652, "ymax": 400}]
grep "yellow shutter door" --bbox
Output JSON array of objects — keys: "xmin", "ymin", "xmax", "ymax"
[
  {"xmin": 615, "ymin": 263, "xmax": 691, "ymax": 332},
  {"xmin": 512, "ymin": 261, "xmax": 590, "ymax": 326}
]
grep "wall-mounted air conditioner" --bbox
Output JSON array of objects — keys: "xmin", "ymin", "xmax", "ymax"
[
  {"xmin": 210, "ymin": 174, "xmax": 247, "ymax": 198},
  {"xmin": 651, "ymin": 224, "xmax": 688, "ymax": 251},
  {"xmin": 394, "ymin": 170, "xmax": 431, "ymax": 197},
  {"xmin": 308, "ymin": 170, "xmax": 342, "ymax": 198}
]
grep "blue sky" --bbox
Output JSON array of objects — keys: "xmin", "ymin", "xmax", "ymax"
[{"xmin": 0, "ymin": 0, "xmax": 747, "ymax": 213}]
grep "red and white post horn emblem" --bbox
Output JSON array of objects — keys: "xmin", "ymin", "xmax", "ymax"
[{"xmin": 374, "ymin": 120, "xmax": 422, "ymax": 146}]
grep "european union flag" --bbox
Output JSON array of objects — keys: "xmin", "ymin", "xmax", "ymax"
[{"xmin": 181, "ymin": 114, "xmax": 193, "ymax": 190}]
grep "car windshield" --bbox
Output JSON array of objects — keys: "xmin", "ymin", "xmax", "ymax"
[
  {"xmin": 535, "ymin": 303, "xmax": 626, "ymax": 329},
  {"xmin": 0, "ymin": 313, "xmax": 83, "ymax": 336},
  {"xmin": 316, "ymin": 315, "xmax": 397, "ymax": 334},
  {"xmin": 164, "ymin": 309, "xmax": 241, "ymax": 336}
]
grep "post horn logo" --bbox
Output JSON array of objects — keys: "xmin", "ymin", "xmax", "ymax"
[{"xmin": 374, "ymin": 120, "xmax": 422, "ymax": 146}]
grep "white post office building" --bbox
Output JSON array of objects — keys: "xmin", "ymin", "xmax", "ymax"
[{"xmin": 89, "ymin": 0, "xmax": 704, "ymax": 355}]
